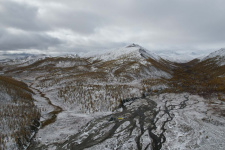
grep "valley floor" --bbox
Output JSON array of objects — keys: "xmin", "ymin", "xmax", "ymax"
[{"xmin": 28, "ymin": 92, "xmax": 225, "ymax": 150}]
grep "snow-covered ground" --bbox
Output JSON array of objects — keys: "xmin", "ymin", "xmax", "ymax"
[
  {"xmin": 151, "ymin": 93, "xmax": 225, "ymax": 150},
  {"xmin": 31, "ymin": 111, "xmax": 112, "ymax": 148},
  {"xmin": 27, "ymin": 79, "xmax": 114, "ymax": 149},
  {"xmin": 29, "ymin": 92, "xmax": 225, "ymax": 150}
]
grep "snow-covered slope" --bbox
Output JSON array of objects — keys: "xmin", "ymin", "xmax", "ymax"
[
  {"xmin": 0, "ymin": 76, "xmax": 40, "ymax": 150},
  {"xmin": 3, "ymin": 44, "xmax": 172, "ymax": 80},
  {"xmin": 3, "ymin": 44, "xmax": 172, "ymax": 115},
  {"xmin": 88, "ymin": 44, "xmax": 172, "ymax": 80},
  {"xmin": 201, "ymin": 48, "xmax": 225, "ymax": 66},
  {"xmin": 92, "ymin": 44, "xmax": 160, "ymax": 61}
]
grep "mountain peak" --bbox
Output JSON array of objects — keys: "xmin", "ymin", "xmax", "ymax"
[
  {"xmin": 91, "ymin": 44, "xmax": 160, "ymax": 61},
  {"xmin": 126, "ymin": 43, "xmax": 141, "ymax": 48}
]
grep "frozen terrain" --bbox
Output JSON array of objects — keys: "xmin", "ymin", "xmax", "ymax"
[
  {"xmin": 0, "ymin": 45, "xmax": 224, "ymax": 150},
  {"xmin": 27, "ymin": 93, "xmax": 225, "ymax": 150},
  {"xmin": 152, "ymin": 93, "xmax": 225, "ymax": 150}
]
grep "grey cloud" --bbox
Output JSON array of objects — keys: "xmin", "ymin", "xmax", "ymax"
[
  {"xmin": 0, "ymin": 1, "xmax": 49, "ymax": 31},
  {"xmin": 0, "ymin": 29, "xmax": 62, "ymax": 50},
  {"xmin": 47, "ymin": 40, "xmax": 126, "ymax": 56},
  {"xmin": 0, "ymin": 0, "xmax": 225, "ymax": 55},
  {"xmin": 43, "ymin": 10, "xmax": 106, "ymax": 35},
  {"xmin": 61, "ymin": 0, "xmax": 225, "ymax": 46},
  {"xmin": 110, "ymin": 0, "xmax": 225, "ymax": 44}
]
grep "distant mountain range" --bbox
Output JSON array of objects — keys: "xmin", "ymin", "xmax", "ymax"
[
  {"xmin": 0, "ymin": 45, "xmax": 220, "ymax": 63},
  {"xmin": 1, "ymin": 44, "xmax": 224, "ymax": 84}
]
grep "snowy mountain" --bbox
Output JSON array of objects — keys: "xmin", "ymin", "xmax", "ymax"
[
  {"xmin": 1, "ymin": 44, "xmax": 172, "ymax": 118},
  {"xmin": 12, "ymin": 54, "xmax": 48, "ymax": 65},
  {"xmin": 168, "ymin": 48, "xmax": 225, "ymax": 98},
  {"xmin": 156, "ymin": 50, "xmax": 207, "ymax": 63},
  {"xmin": 0, "ymin": 54, "xmax": 80, "ymax": 72},
  {"xmin": 0, "ymin": 54, "xmax": 49, "ymax": 73},
  {"xmin": 0, "ymin": 53, "xmax": 34, "ymax": 61},
  {"xmin": 193, "ymin": 48, "xmax": 225, "ymax": 79},
  {"xmin": 201, "ymin": 48, "xmax": 225, "ymax": 66},
  {"xmin": 92, "ymin": 44, "xmax": 160, "ymax": 61},
  {"xmin": 3, "ymin": 44, "xmax": 172, "ymax": 80},
  {"xmin": 1, "ymin": 45, "xmax": 225, "ymax": 150}
]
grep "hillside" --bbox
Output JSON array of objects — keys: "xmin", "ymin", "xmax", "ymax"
[
  {"xmin": 162, "ymin": 48, "xmax": 225, "ymax": 101},
  {"xmin": 3, "ymin": 44, "xmax": 173, "ymax": 114},
  {"xmin": 201, "ymin": 48, "xmax": 225, "ymax": 66},
  {"xmin": 0, "ymin": 76, "xmax": 40, "ymax": 150}
]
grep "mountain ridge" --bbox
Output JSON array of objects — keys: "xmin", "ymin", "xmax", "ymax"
[{"xmin": 1, "ymin": 44, "xmax": 225, "ymax": 65}]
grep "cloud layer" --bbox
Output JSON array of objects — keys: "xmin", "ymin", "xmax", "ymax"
[{"xmin": 0, "ymin": 0, "xmax": 225, "ymax": 56}]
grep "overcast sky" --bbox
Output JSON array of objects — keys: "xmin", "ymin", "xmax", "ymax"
[{"xmin": 0, "ymin": 0, "xmax": 225, "ymax": 57}]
